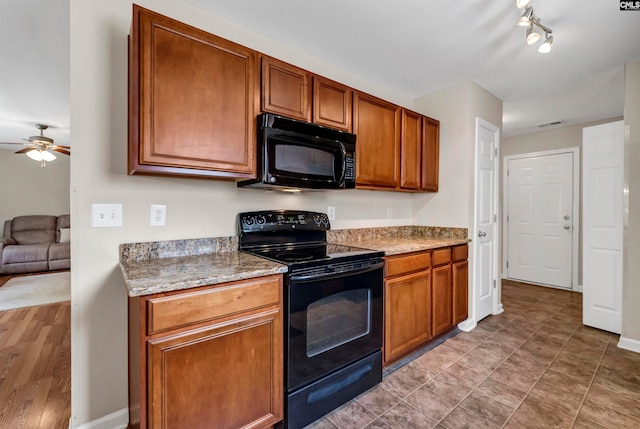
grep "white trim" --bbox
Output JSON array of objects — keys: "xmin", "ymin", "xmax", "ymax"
[
  {"xmin": 457, "ymin": 319, "xmax": 477, "ymax": 332},
  {"xmin": 493, "ymin": 302, "xmax": 504, "ymax": 315},
  {"xmin": 473, "ymin": 118, "xmax": 501, "ymax": 320},
  {"xmin": 70, "ymin": 408, "xmax": 128, "ymax": 429},
  {"xmin": 618, "ymin": 336, "xmax": 640, "ymax": 354},
  {"xmin": 502, "ymin": 147, "xmax": 580, "ymax": 291}
]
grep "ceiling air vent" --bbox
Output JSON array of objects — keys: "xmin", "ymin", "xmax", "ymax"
[{"xmin": 537, "ymin": 120, "xmax": 563, "ymax": 128}]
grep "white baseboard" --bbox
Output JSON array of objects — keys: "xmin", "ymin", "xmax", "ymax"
[
  {"xmin": 576, "ymin": 284, "xmax": 583, "ymax": 293},
  {"xmin": 457, "ymin": 319, "xmax": 477, "ymax": 332},
  {"xmin": 618, "ymin": 336, "xmax": 640, "ymax": 354},
  {"xmin": 70, "ymin": 408, "xmax": 128, "ymax": 429},
  {"xmin": 493, "ymin": 303, "xmax": 504, "ymax": 315}
]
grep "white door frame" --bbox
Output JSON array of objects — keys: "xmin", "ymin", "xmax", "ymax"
[
  {"xmin": 502, "ymin": 147, "xmax": 580, "ymax": 291},
  {"xmin": 461, "ymin": 118, "xmax": 501, "ymax": 332}
]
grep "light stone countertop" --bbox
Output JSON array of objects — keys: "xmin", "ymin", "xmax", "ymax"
[
  {"xmin": 120, "ymin": 228, "xmax": 470, "ymax": 297},
  {"xmin": 120, "ymin": 251, "xmax": 287, "ymax": 297},
  {"xmin": 330, "ymin": 236, "xmax": 471, "ymax": 256}
]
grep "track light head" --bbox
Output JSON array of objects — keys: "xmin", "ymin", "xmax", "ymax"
[
  {"xmin": 517, "ymin": 6, "xmax": 534, "ymax": 27},
  {"xmin": 526, "ymin": 26, "xmax": 541, "ymax": 45},
  {"xmin": 515, "ymin": 0, "xmax": 531, "ymax": 9},
  {"xmin": 538, "ymin": 34, "xmax": 553, "ymax": 53}
]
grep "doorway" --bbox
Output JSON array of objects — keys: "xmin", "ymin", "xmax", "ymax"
[{"xmin": 503, "ymin": 148, "xmax": 580, "ymax": 290}]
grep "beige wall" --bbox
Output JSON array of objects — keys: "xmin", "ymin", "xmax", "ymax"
[
  {"xmin": 0, "ymin": 150, "xmax": 70, "ymax": 223},
  {"xmin": 68, "ymin": 0, "xmax": 477, "ymax": 425},
  {"xmin": 623, "ymin": 59, "xmax": 640, "ymax": 343},
  {"xmin": 413, "ymin": 81, "xmax": 503, "ymax": 322}
]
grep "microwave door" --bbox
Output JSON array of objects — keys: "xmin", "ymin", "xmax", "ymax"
[{"xmin": 268, "ymin": 134, "xmax": 344, "ymax": 186}]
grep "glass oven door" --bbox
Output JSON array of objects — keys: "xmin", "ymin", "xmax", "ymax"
[{"xmin": 287, "ymin": 259, "xmax": 383, "ymax": 391}]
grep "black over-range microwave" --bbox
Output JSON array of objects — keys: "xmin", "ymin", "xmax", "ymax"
[{"xmin": 237, "ymin": 113, "xmax": 356, "ymax": 191}]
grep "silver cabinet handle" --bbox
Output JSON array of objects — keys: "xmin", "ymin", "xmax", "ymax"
[
  {"xmin": 477, "ymin": 231, "xmax": 487, "ymax": 237},
  {"xmin": 564, "ymin": 225, "xmax": 570, "ymax": 230},
  {"xmin": 564, "ymin": 215, "xmax": 570, "ymax": 220}
]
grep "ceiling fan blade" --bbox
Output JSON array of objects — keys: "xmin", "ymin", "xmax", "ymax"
[
  {"xmin": 0, "ymin": 142, "xmax": 28, "ymax": 146},
  {"xmin": 51, "ymin": 147, "xmax": 71, "ymax": 156},
  {"xmin": 55, "ymin": 145, "xmax": 71, "ymax": 149},
  {"xmin": 15, "ymin": 147, "xmax": 33, "ymax": 154}
]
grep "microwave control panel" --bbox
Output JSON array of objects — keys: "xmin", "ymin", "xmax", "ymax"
[{"xmin": 345, "ymin": 153, "xmax": 355, "ymax": 180}]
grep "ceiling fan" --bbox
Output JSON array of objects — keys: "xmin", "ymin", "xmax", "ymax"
[{"xmin": 1, "ymin": 124, "xmax": 70, "ymax": 167}]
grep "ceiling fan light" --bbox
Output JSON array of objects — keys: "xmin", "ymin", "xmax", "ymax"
[
  {"xmin": 26, "ymin": 149, "xmax": 43, "ymax": 161},
  {"xmin": 41, "ymin": 151, "xmax": 56, "ymax": 162},
  {"xmin": 517, "ymin": 6, "xmax": 534, "ymax": 27},
  {"xmin": 515, "ymin": 0, "xmax": 530, "ymax": 9},
  {"xmin": 526, "ymin": 27, "xmax": 541, "ymax": 44},
  {"xmin": 538, "ymin": 35, "xmax": 553, "ymax": 53}
]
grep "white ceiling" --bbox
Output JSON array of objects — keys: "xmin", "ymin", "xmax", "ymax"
[{"xmin": 1, "ymin": 0, "xmax": 639, "ymax": 152}]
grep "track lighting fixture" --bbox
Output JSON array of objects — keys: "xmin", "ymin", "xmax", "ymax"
[{"xmin": 515, "ymin": 0, "xmax": 554, "ymax": 53}]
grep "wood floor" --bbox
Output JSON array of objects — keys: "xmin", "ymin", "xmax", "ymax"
[{"xmin": 0, "ymin": 274, "xmax": 71, "ymax": 429}]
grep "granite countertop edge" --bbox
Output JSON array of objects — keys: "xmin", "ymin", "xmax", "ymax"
[
  {"xmin": 332, "ymin": 237, "xmax": 471, "ymax": 256},
  {"xmin": 120, "ymin": 233, "xmax": 470, "ymax": 297}
]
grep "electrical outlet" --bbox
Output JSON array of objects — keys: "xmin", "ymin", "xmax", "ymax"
[
  {"xmin": 92, "ymin": 204, "xmax": 123, "ymax": 227},
  {"xmin": 150, "ymin": 205, "xmax": 166, "ymax": 226},
  {"xmin": 327, "ymin": 206, "xmax": 336, "ymax": 221}
]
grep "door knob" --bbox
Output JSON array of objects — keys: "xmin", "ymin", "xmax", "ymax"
[
  {"xmin": 478, "ymin": 231, "xmax": 486, "ymax": 237},
  {"xmin": 564, "ymin": 225, "xmax": 570, "ymax": 230},
  {"xmin": 564, "ymin": 215, "xmax": 570, "ymax": 220}
]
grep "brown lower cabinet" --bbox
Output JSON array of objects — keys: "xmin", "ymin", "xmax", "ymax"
[
  {"xmin": 383, "ymin": 244, "xmax": 468, "ymax": 365},
  {"xmin": 128, "ymin": 275, "xmax": 283, "ymax": 429}
]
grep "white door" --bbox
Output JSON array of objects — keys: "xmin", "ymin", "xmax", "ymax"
[
  {"xmin": 583, "ymin": 121, "xmax": 624, "ymax": 334},
  {"xmin": 506, "ymin": 152, "xmax": 575, "ymax": 288},
  {"xmin": 473, "ymin": 119, "xmax": 499, "ymax": 323}
]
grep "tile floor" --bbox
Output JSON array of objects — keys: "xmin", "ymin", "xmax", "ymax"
[{"xmin": 304, "ymin": 280, "xmax": 640, "ymax": 429}]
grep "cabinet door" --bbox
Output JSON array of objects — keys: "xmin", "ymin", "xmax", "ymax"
[
  {"xmin": 432, "ymin": 264, "xmax": 453, "ymax": 336},
  {"xmin": 400, "ymin": 110, "xmax": 422, "ymax": 190},
  {"xmin": 313, "ymin": 76, "xmax": 352, "ymax": 131},
  {"xmin": 421, "ymin": 117, "xmax": 440, "ymax": 191},
  {"xmin": 130, "ymin": 6, "xmax": 257, "ymax": 179},
  {"xmin": 453, "ymin": 260, "xmax": 469, "ymax": 325},
  {"xmin": 384, "ymin": 270, "xmax": 431, "ymax": 363},
  {"xmin": 147, "ymin": 309, "xmax": 283, "ymax": 429},
  {"xmin": 261, "ymin": 56, "xmax": 311, "ymax": 121},
  {"xmin": 353, "ymin": 92, "xmax": 400, "ymax": 188}
]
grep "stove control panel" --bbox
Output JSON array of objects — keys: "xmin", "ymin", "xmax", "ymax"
[{"xmin": 238, "ymin": 210, "xmax": 330, "ymax": 234}]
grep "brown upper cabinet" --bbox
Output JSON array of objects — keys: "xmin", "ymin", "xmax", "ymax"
[
  {"xmin": 313, "ymin": 76, "xmax": 353, "ymax": 131},
  {"xmin": 353, "ymin": 92, "xmax": 401, "ymax": 189},
  {"xmin": 128, "ymin": 5, "xmax": 258, "ymax": 179},
  {"xmin": 400, "ymin": 110, "xmax": 423, "ymax": 190},
  {"xmin": 422, "ymin": 117, "xmax": 440, "ymax": 191},
  {"xmin": 261, "ymin": 56, "xmax": 312, "ymax": 122}
]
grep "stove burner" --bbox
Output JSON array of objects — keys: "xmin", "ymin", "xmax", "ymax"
[{"xmin": 276, "ymin": 252, "xmax": 314, "ymax": 262}]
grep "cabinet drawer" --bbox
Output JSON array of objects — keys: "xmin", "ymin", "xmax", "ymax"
[
  {"xmin": 432, "ymin": 248, "xmax": 452, "ymax": 266},
  {"xmin": 385, "ymin": 251, "xmax": 431, "ymax": 278},
  {"xmin": 147, "ymin": 275, "xmax": 281, "ymax": 335},
  {"xmin": 452, "ymin": 244, "xmax": 468, "ymax": 262}
]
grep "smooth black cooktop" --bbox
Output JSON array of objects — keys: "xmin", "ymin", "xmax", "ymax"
[{"xmin": 245, "ymin": 243, "xmax": 383, "ymax": 268}]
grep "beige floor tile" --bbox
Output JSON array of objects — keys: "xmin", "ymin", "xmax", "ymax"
[
  {"xmin": 379, "ymin": 369, "xmax": 422, "ymax": 399},
  {"xmin": 439, "ymin": 406, "xmax": 500, "ymax": 429},
  {"xmin": 577, "ymin": 400, "xmax": 640, "ymax": 428},
  {"xmin": 404, "ymin": 385, "xmax": 457, "ymax": 421},
  {"xmin": 378, "ymin": 401, "xmax": 437, "ymax": 429},
  {"xmin": 458, "ymin": 390, "xmax": 515, "ymax": 427},
  {"xmin": 474, "ymin": 378, "xmax": 527, "ymax": 409},
  {"xmin": 355, "ymin": 385, "xmax": 401, "ymax": 417},
  {"xmin": 489, "ymin": 365, "xmax": 538, "ymax": 393},
  {"xmin": 514, "ymin": 395, "xmax": 578, "ymax": 428},
  {"xmin": 304, "ymin": 417, "xmax": 339, "ymax": 429},
  {"xmin": 325, "ymin": 401, "xmax": 376, "ymax": 429}
]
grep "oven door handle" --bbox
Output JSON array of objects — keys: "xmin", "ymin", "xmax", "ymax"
[{"xmin": 290, "ymin": 261, "xmax": 384, "ymax": 283}]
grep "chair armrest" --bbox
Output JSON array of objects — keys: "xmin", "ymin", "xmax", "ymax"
[{"xmin": 2, "ymin": 237, "xmax": 16, "ymax": 245}]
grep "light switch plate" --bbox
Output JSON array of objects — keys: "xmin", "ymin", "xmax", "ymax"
[{"xmin": 92, "ymin": 204, "xmax": 123, "ymax": 227}]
